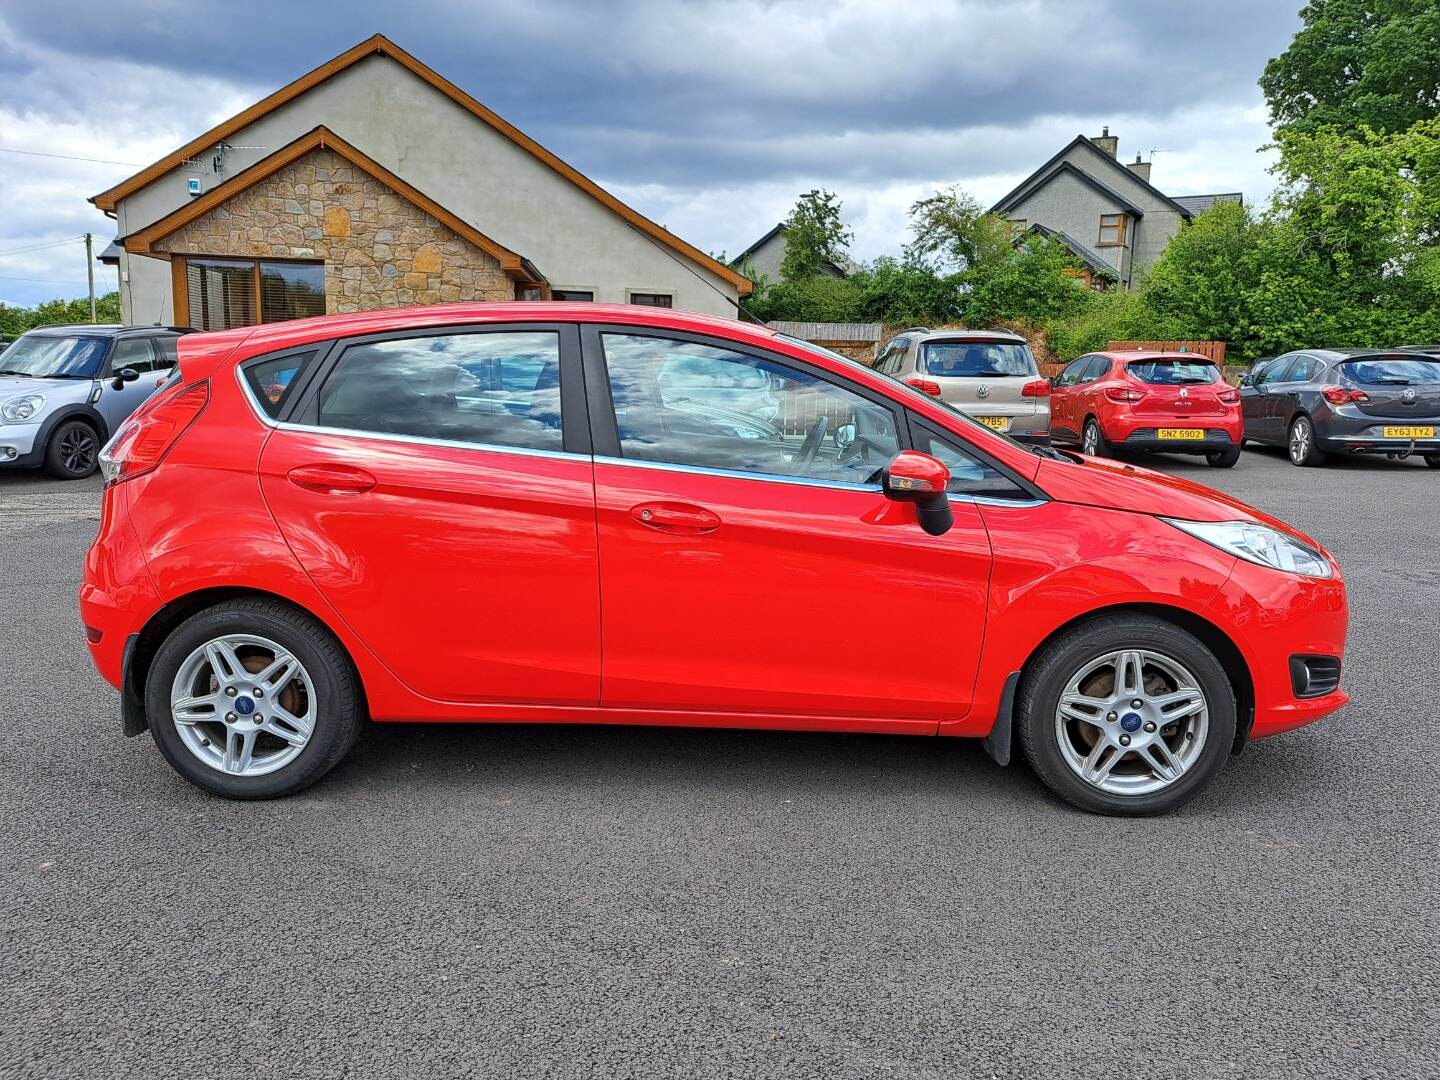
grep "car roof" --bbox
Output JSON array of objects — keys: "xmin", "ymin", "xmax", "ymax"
[
  {"xmin": 22, "ymin": 323, "xmax": 188, "ymax": 337},
  {"xmin": 1295, "ymin": 347, "xmax": 1438, "ymax": 359}
]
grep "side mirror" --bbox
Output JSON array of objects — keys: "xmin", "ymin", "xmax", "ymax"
[
  {"xmin": 881, "ymin": 450, "xmax": 954, "ymax": 536},
  {"xmin": 1238, "ymin": 373, "xmax": 1253, "ymax": 388},
  {"xmin": 111, "ymin": 367, "xmax": 139, "ymax": 391}
]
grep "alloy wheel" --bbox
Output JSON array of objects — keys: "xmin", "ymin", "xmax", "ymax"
[
  {"xmin": 1083, "ymin": 422, "xmax": 1100, "ymax": 455},
  {"xmin": 1053, "ymin": 648, "xmax": 1210, "ymax": 796},
  {"xmin": 1289, "ymin": 418, "xmax": 1311, "ymax": 464},
  {"xmin": 59, "ymin": 426, "xmax": 96, "ymax": 475},
  {"xmin": 169, "ymin": 634, "xmax": 316, "ymax": 777}
]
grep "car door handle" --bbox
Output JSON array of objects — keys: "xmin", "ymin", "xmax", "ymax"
[
  {"xmin": 286, "ymin": 463, "xmax": 377, "ymax": 495},
  {"xmin": 630, "ymin": 501, "xmax": 721, "ymax": 534}
]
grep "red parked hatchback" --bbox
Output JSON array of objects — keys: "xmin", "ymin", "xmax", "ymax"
[
  {"xmin": 1051, "ymin": 351, "xmax": 1245, "ymax": 467},
  {"xmin": 81, "ymin": 305, "xmax": 1347, "ymax": 814}
]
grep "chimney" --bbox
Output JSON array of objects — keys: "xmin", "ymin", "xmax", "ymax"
[
  {"xmin": 1091, "ymin": 125, "xmax": 1118, "ymax": 159},
  {"xmin": 1126, "ymin": 152, "xmax": 1152, "ymax": 183}
]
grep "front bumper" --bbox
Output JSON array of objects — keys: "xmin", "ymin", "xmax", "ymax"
[
  {"xmin": 0, "ymin": 422, "xmax": 42, "ymax": 468},
  {"xmin": 1202, "ymin": 557, "xmax": 1349, "ymax": 740}
]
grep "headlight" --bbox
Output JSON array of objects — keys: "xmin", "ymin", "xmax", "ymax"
[
  {"xmin": 1164, "ymin": 518, "xmax": 1332, "ymax": 578},
  {"xmin": 0, "ymin": 394, "xmax": 45, "ymax": 423}
]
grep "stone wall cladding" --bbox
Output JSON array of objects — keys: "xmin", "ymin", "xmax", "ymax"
[{"xmin": 155, "ymin": 148, "xmax": 513, "ymax": 312}]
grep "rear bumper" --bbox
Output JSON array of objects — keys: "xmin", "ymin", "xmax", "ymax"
[
  {"xmin": 1118, "ymin": 428, "xmax": 1238, "ymax": 454},
  {"xmin": 79, "ymin": 485, "xmax": 158, "ymax": 691},
  {"xmin": 1201, "ymin": 558, "xmax": 1349, "ymax": 741}
]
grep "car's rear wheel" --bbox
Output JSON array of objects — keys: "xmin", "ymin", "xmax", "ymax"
[
  {"xmin": 1288, "ymin": 415, "xmax": 1327, "ymax": 467},
  {"xmin": 1206, "ymin": 445, "xmax": 1242, "ymax": 468},
  {"xmin": 43, "ymin": 419, "xmax": 99, "ymax": 479},
  {"xmin": 1425, "ymin": 455, "xmax": 1440, "ymax": 469},
  {"xmin": 1017, "ymin": 614, "xmax": 1236, "ymax": 815},
  {"xmin": 1082, "ymin": 417, "xmax": 1110, "ymax": 457},
  {"xmin": 145, "ymin": 599, "xmax": 364, "ymax": 798}
]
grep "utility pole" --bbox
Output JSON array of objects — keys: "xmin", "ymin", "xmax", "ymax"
[{"xmin": 84, "ymin": 233, "xmax": 96, "ymax": 323}]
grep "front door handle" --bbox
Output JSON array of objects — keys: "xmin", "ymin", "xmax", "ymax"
[
  {"xmin": 630, "ymin": 501, "xmax": 721, "ymax": 534},
  {"xmin": 287, "ymin": 463, "xmax": 377, "ymax": 495}
]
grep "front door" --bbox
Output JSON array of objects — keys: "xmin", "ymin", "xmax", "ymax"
[
  {"xmin": 585, "ymin": 328, "xmax": 992, "ymax": 724},
  {"xmin": 257, "ymin": 324, "xmax": 601, "ymax": 705},
  {"xmin": 94, "ymin": 336, "xmax": 163, "ymax": 433}
]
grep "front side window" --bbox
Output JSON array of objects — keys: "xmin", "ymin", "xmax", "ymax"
[
  {"xmin": 1125, "ymin": 359, "xmax": 1220, "ymax": 385},
  {"xmin": 923, "ymin": 341, "xmax": 1036, "ymax": 378},
  {"xmin": 602, "ymin": 333, "xmax": 899, "ymax": 486},
  {"xmin": 1254, "ymin": 356, "xmax": 1292, "ymax": 387},
  {"xmin": 317, "ymin": 331, "xmax": 563, "ymax": 451},
  {"xmin": 1055, "ymin": 357, "xmax": 1091, "ymax": 387},
  {"xmin": 910, "ymin": 426, "xmax": 1030, "ymax": 500},
  {"xmin": 110, "ymin": 337, "xmax": 155, "ymax": 375},
  {"xmin": 0, "ymin": 334, "xmax": 109, "ymax": 379}
]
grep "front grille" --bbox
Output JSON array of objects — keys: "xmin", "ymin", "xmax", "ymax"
[
  {"xmin": 1290, "ymin": 655, "xmax": 1341, "ymax": 698},
  {"xmin": 1124, "ymin": 429, "xmax": 1234, "ymax": 444}
]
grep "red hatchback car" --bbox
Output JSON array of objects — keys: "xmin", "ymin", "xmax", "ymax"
[
  {"xmin": 1051, "ymin": 351, "xmax": 1245, "ymax": 467},
  {"xmin": 81, "ymin": 305, "xmax": 1347, "ymax": 814}
]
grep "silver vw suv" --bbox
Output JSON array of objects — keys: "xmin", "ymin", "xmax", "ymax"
[
  {"xmin": 0, "ymin": 324, "xmax": 192, "ymax": 479},
  {"xmin": 872, "ymin": 328, "xmax": 1051, "ymax": 444}
]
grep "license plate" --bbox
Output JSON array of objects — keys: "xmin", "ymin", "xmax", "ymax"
[
  {"xmin": 1383, "ymin": 425, "xmax": 1435, "ymax": 438},
  {"xmin": 974, "ymin": 415, "xmax": 1009, "ymax": 431},
  {"xmin": 1157, "ymin": 428, "xmax": 1205, "ymax": 440}
]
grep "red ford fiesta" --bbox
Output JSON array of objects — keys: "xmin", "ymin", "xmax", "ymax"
[{"xmin": 80, "ymin": 304, "xmax": 1347, "ymax": 814}]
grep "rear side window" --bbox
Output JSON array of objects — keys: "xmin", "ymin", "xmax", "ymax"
[
  {"xmin": 923, "ymin": 341, "xmax": 1036, "ymax": 378},
  {"xmin": 316, "ymin": 331, "xmax": 562, "ymax": 450},
  {"xmin": 1340, "ymin": 357, "xmax": 1440, "ymax": 384},
  {"xmin": 1125, "ymin": 359, "xmax": 1220, "ymax": 385},
  {"xmin": 1082, "ymin": 355, "xmax": 1111, "ymax": 381},
  {"xmin": 245, "ymin": 350, "xmax": 319, "ymax": 418},
  {"xmin": 152, "ymin": 336, "xmax": 180, "ymax": 368}
]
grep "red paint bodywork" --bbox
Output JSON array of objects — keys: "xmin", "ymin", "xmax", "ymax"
[
  {"xmin": 1051, "ymin": 351, "xmax": 1244, "ymax": 448},
  {"xmin": 80, "ymin": 304, "xmax": 1347, "ymax": 745}
]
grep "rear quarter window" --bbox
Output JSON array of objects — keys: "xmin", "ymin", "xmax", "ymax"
[{"xmin": 244, "ymin": 350, "xmax": 320, "ymax": 418}]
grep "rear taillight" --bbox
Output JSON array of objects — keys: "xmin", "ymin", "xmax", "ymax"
[
  {"xmin": 1021, "ymin": 378, "xmax": 1051, "ymax": 398},
  {"xmin": 903, "ymin": 378, "xmax": 943, "ymax": 396},
  {"xmin": 1105, "ymin": 387, "xmax": 1146, "ymax": 404},
  {"xmin": 1217, "ymin": 387, "xmax": 1240, "ymax": 404},
  {"xmin": 1322, "ymin": 387, "xmax": 1369, "ymax": 405},
  {"xmin": 99, "ymin": 380, "xmax": 209, "ymax": 486}
]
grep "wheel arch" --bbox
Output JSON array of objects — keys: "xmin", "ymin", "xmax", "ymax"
[
  {"xmin": 1015, "ymin": 601, "xmax": 1255, "ymax": 755},
  {"xmin": 124, "ymin": 585, "xmax": 366, "ymax": 735}
]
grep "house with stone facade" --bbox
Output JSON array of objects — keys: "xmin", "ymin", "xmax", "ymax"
[
  {"xmin": 990, "ymin": 128, "xmax": 1241, "ymax": 289},
  {"xmin": 91, "ymin": 35, "xmax": 750, "ymax": 329}
]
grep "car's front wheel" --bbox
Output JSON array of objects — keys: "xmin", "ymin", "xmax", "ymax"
[
  {"xmin": 43, "ymin": 419, "xmax": 100, "ymax": 479},
  {"xmin": 1017, "ymin": 614, "xmax": 1236, "ymax": 815},
  {"xmin": 1288, "ymin": 415, "xmax": 1327, "ymax": 467},
  {"xmin": 145, "ymin": 599, "xmax": 365, "ymax": 798}
]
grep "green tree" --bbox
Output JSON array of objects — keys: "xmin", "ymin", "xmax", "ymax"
[
  {"xmin": 778, "ymin": 190, "xmax": 852, "ymax": 281},
  {"xmin": 905, "ymin": 186, "xmax": 1002, "ymax": 271},
  {"xmin": 1261, "ymin": 0, "xmax": 1440, "ymax": 137},
  {"xmin": 0, "ymin": 292, "xmax": 122, "ymax": 338}
]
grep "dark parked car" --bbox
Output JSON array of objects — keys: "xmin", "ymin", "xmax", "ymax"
[{"xmin": 1240, "ymin": 349, "xmax": 1440, "ymax": 467}]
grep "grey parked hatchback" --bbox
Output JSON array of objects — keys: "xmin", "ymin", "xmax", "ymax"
[
  {"xmin": 872, "ymin": 328, "xmax": 1050, "ymax": 444},
  {"xmin": 1240, "ymin": 348, "xmax": 1440, "ymax": 467},
  {"xmin": 0, "ymin": 324, "xmax": 192, "ymax": 479}
]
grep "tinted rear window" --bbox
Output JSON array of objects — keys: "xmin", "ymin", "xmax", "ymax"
[
  {"xmin": 923, "ymin": 341, "xmax": 1035, "ymax": 378},
  {"xmin": 1340, "ymin": 358, "xmax": 1440, "ymax": 384},
  {"xmin": 1125, "ymin": 359, "xmax": 1220, "ymax": 385},
  {"xmin": 245, "ymin": 350, "xmax": 319, "ymax": 417}
]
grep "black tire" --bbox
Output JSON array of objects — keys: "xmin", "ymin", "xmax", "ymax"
[
  {"xmin": 1205, "ymin": 445, "xmax": 1242, "ymax": 468},
  {"xmin": 43, "ymin": 419, "xmax": 100, "ymax": 479},
  {"xmin": 1082, "ymin": 417, "xmax": 1111, "ymax": 458},
  {"xmin": 1016, "ymin": 614, "xmax": 1237, "ymax": 816},
  {"xmin": 1425, "ymin": 456, "xmax": 1440, "ymax": 469},
  {"xmin": 1288, "ymin": 415, "xmax": 1327, "ymax": 467},
  {"xmin": 145, "ymin": 598, "xmax": 365, "ymax": 799}
]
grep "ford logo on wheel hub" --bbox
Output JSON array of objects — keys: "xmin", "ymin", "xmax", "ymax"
[
  {"xmin": 234, "ymin": 696, "xmax": 256, "ymax": 716},
  {"xmin": 1121, "ymin": 712, "xmax": 1143, "ymax": 732}
]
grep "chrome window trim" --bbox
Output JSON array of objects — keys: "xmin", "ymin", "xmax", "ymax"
[
  {"xmin": 593, "ymin": 454, "xmax": 883, "ymax": 493},
  {"xmin": 272, "ymin": 420, "xmax": 584, "ymax": 463},
  {"xmin": 955, "ymin": 494, "xmax": 1047, "ymax": 508}
]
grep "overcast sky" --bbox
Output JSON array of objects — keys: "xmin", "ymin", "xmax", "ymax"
[{"xmin": 0, "ymin": 0, "xmax": 1302, "ymax": 310}]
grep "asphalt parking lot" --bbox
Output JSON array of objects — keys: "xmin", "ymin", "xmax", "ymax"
[{"xmin": 2, "ymin": 447, "xmax": 1437, "ymax": 1080}]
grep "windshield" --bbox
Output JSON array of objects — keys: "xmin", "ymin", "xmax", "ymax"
[
  {"xmin": 923, "ymin": 341, "xmax": 1035, "ymax": 378},
  {"xmin": 1340, "ymin": 358, "xmax": 1440, "ymax": 385},
  {"xmin": 1126, "ymin": 359, "xmax": 1220, "ymax": 385},
  {"xmin": 0, "ymin": 334, "xmax": 108, "ymax": 379}
]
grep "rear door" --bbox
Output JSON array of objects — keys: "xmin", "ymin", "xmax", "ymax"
[
  {"xmin": 585, "ymin": 326, "xmax": 993, "ymax": 725},
  {"xmin": 257, "ymin": 323, "xmax": 601, "ymax": 706}
]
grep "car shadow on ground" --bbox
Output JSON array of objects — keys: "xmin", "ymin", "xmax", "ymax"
[{"xmin": 1120, "ymin": 444, "xmax": 1433, "ymax": 473}]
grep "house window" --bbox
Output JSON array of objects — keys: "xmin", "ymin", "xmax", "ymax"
[
  {"xmin": 515, "ymin": 285, "xmax": 544, "ymax": 301},
  {"xmin": 183, "ymin": 257, "xmax": 324, "ymax": 331},
  {"xmin": 628, "ymin": 292, "xmax": 672, "ymax": 308},
  {"xmin": 1008, "ymin": 219, "xmax": 1028, "ymax": 237},
  {"xmin": 552, "ymin": 289, "xmax": 595, "ymax": 302},
  {"xmin": 1098, "ymin": 214, "xmax": 1127, "ymax": 247}
]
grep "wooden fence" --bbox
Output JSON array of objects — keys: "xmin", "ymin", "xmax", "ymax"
[{"xmin": 1107, "ymin": 340, "xmax": 1227, "ymax": 363}]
